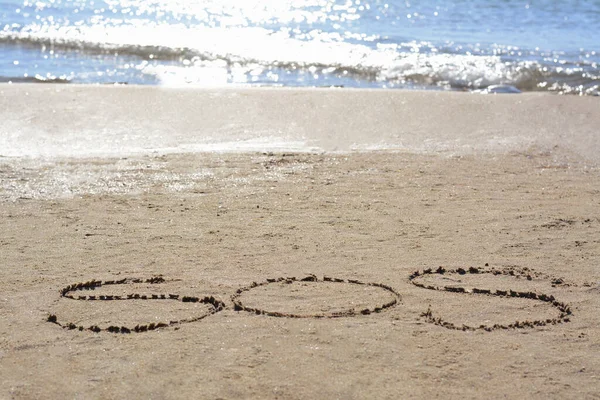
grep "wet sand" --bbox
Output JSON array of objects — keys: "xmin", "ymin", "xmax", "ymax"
[
  {"xmin": 1, "ymin": 84, "xmax": 599, "ymax": 159},
  {"xmin": 1, "ymin": 86, "xmax": 599, "ymax": 399}
]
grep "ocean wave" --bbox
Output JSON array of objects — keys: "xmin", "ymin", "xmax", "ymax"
[
  {"xmin": 1, "ymin": 23, "xmax": 598, "ymax": 94},
  {"xmin": 0, "ymin": 75, "xmax": 71, "ymax": 84}
]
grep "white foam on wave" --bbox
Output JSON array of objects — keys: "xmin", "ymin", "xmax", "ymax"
[
  {"xmin": 1, "ymin": 21, "xmax": 546, "ymax": 90},
  {"xmin": 381, "ymin": 52, "xmax": 538, "ymax": 89},
  {"xmin": 2, "ymin": 22, "xmax": 387, "ymax": 68}
]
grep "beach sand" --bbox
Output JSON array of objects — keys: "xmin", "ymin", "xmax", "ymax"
[{"xmin": 1, "ymin": 85, "xmax": 599, "ymax": 399}]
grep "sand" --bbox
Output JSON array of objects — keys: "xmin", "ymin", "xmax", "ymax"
[{"xmin": 1, "ymin": 85, "xmax": 599, "ymax": 399}]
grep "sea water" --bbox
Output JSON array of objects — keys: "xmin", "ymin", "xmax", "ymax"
[{"xmin": 0, "ymin": 0, "xmax": 598, "ymax": 94}]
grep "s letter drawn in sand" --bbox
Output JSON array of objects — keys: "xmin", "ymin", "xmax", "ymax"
[{"xmin": 409, "ymin": 266, "xmax": 573, "ymax": 332}]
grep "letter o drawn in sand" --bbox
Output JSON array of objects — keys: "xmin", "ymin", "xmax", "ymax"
[
  {"xmin": 47, "ymin": 276, "xmax": 225, "ymax": 334},
  {"xmin": 232, "ymin": 275, "xmax": 401, "ymax": 318}
]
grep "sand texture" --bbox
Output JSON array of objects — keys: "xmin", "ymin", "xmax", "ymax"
[{"xmin": 1, "ymin": 86, "xmax": 600, "ymax": 399}]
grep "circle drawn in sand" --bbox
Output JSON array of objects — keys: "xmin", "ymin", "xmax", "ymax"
[
  {"xmin": 409, "ymin": 266, "xmax": 572, "ymax": 332},
  {"xmin": 232, "ymin": 275, "xmax": 401, "ymax": 318},
  {"xmin": 47, "ymin": 276, "xmax": 225, "ymax": 334}
]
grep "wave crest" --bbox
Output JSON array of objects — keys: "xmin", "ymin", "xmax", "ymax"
[{"xmin": 1, "ymin": 23, "xmax": 598, "ymax": 94}]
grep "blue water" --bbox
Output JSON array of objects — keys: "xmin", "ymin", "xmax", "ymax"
[{"xmin": 1, "ymin": 0, "xmax": 599, "ymax": 94}]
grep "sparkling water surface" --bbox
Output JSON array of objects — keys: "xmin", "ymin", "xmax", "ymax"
[{"xmin": 0, "ymin": 0, "xmax": 599, "ymax": 93}]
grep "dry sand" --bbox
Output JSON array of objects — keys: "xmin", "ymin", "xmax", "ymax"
[{"xmin": 1, "ymin": 85, "xmax": 599, "ymax": 399}]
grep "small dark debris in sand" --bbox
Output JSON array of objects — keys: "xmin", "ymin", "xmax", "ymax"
[{"xmin": 541, "ymin": 218, "xmax": 576, "ymax": 229}]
